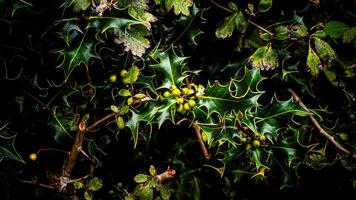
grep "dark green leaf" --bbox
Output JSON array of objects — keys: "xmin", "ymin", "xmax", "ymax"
[
  {"xmin": 342, "ymin": 27, "xmax": 356, "ymax": 43},
  {"xmin": 151, "ymin": 50, "xmax": 187, "ymax": 88},
  {"xmin": 324, "ymin": 21, "xmax": 349, "ymax": 39},
  {"xmin": 258, "ymin": 0, "xmax": 273, "ymax": 13},
  {"xmin": 58, "ymin": 32, "xmax": 97, "ymax": 82},
  {"xmin": 273, "ymin": 25, "xmax": 290, "ymax": 40},
  {"xmin": 134, "ymin": 174, "xmax": 149, "ymax": 183},
  {"xmin": 215, "ymin": 11, "xmax": 248, "ymax": 39}
]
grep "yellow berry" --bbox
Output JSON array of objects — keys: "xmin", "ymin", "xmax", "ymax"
[
  {"xmin": 182, "ymin": 88, "xmax": 189, "ymax": 94},
  {"xmin": 188, "ymin": 99, "xmax": 196, "ymax": 107},
  {"xmin": 187, "ymin": 89, "xmax": 195, "ymax": 95},
  {"xmin": 241, "ymin": 137, "xmax": 247, "ymax": 143},
  {"xmin": 169, "ymin": 85, "xmax": 177, "ymax": 91},
  {"xmin": 252, "ymin": 140, "xmax": 260, "ymax": 148},
  {"xmin": 259, "ymin": 135, "xmax": 266, "ymax": 142},
  {"xmin": 177, "ymin": 104, "xmax": 184, "ymax": 113},
  {"xmin": 29, "ymin": 153, "xmax": 37, "ymax": 161},
  {"xmin": 109, "ymin": 74, "xmax": 117, "ymax": 82},
  {"xmin": 163, "ymin": 91, "xmax": 171, "ymax": 98},
  {"xmin": 117, "ymin": 116, "xmax": 125, "ymax": 130},
  {"xmin": 183, "ymin": 103, "xmax": 191, "ymax": 111},
  {"xmin": 176, "ymin": 97, "xmax": 184, "ymax": 104},
  {"xmin": 120, "ymin": 69, "xmax": 128, "ymax": 78},
  {"xmin": 172, "ymin": 88, "xmax": 181, "ymax": 96},
  {"xmin": 245, "ymin": 144, "xmax": 252, "ymax": 151},
  {"xmin": 127, "ymin": 97, "xmax": 133, "ymax": 105}
]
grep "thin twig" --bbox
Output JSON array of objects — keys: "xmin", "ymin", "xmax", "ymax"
[
  {"xmin": 86, "ymin": 112, "xmax": 116, "ymax": 131},
  {"xmin": 209, "ymin": 0, "xmax": 234, "ymax": 13},
  {"xmin": 17, "ymin": 178, "xmax": 56, "ymax": 190},
  {"xmin": 192, "ymin": 123, "xmax": 211, "ymax": 160},
  {"xmin": 288, "ymin": 88, "xmax": 356, "ymax": 159},
  {"xmin": 248, "ymin": 20, "xmax": 274, "ymax": 36}
]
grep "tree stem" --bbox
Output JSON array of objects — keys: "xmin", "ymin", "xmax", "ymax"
[
  {"xmin": 288, "ymin": 88, "xmax": 356, "ymax": 159},
  {"xmin": 192, "ymin": 123, "xmax": 211, "ymax": 160}
]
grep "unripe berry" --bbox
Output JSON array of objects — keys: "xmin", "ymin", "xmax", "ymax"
[
  {"xmin": 252, "ymin": 140, "xmax": 260, "ymax": 148},
  {"xmin": 172, "ymin": 88, "xmax": 181, "ymax": 96},
  {"xmin": 117, "ymin": 116, "xmax": 125, "ymax": 130},
  {"xmin": 259, "ymin": 135, "xmax": 266, "ymax": 142},
  {"xmin": 188, "ymin": 99, "xmax": 196, "ymax": 107},
  {"xmin": 120, "ymin": 69, "xmax": 128, "ymax": 78},
  {"xmin": 163, "ymin": 91, "xmax": 171, "ymax": 98},
  {"xmin": 169, "ymin": 85, "xmax": 177, "ymax": 91},
  {"xmin": 183, "ymin": 103, "xmax": 191, "ymax": 111},
  {"xmin": 176, "ymin": 97, "xmax": 184, "ymax": 104},
  {"xmin": 177, "ymin": 104, "xmax": 184, "ymax": 113},
  {"xmin": 182, "ymin": 87, "xmax": 189, "ymax": 94},
  {"xmin": 109, "ymin": 74, "xmax": 117, "ymax": 82}
]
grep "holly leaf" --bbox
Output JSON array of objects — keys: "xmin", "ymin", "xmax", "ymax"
[
  {"xmin": 0, "ymin": 124, "xmax": 25, "ymax": 163},
  {"xmin": 165, "ymin": 0, "xmax": 193, "ymax": 16},
  {"xmin": 58, "ymin": 22, "xmax": 83, "ymax": 46},
  {"xmin": 196, "ymin": 68, "xmax": 264, "ymax": 118},
  {"xmin": 243, "ymin": 97, "xmax": 310, "ymax": 134},
  {"xmin": 57, "ymin": 32, "xmax": 97, "ymax": 82},
  {"xmin": 151, "ymin": 49, "xmax": 188, "ymax": 88},
  {"xmin": 63, "ymin": 0, "xmax": 91, "ymax": 12},
  {"xmin": 87, "ymin": 16, "xmax": 142, "ymax": 32}
]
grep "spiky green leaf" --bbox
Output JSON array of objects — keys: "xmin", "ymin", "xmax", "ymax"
[
  {"xmin": 0, "ymin": 125, "xmax": 25, "ymax": 163},
  {"xmin": 151, "ymin": 50, "xmax": 187, "ymax": 88},
  {"xmin": 58, "ymin": 32, "xmax": 97, "ymax": 82}
]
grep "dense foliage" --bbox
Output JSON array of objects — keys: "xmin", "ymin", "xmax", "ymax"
[{"xmin": 1, "ymin": 0, "xmax": 356, "ymax": 199}]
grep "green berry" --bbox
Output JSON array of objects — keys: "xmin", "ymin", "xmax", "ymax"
[
  {"xmin": 177, "ymin": 104, "xmax": 184, "ymax": 113},
  {"xmin": 176, "ymin": 97, "xmax": 184, "ymax": 104},
  {"xmin": 169, "ymin": 85, "xmax": 177, "ymax": 91},
  {"xmin": 245, "ymin": 144, "xmax": 252, "ymax": 151},
  {"xmin": 188, "ymin": 99, "xmax": 196, "ymax": 107},
  {"xmin": 183, "ymin": 103, "xmax": 191, "ymax": 111},
  {"xmin": 182, "ymin": 87, "xmax": 189, "ymax": 94},
  {"xmin": 117, "ymin": 116, "xmax": 125, "ymax": 130},
  {"xmin": 172, "ymin": 88, "xmax": 181, "ymax": 96},
  {"xmin": 120, "ymin": 69, "xmax": 128, "ymax": 78},
  {"xmin": 241, "ymin": 137, "xmax": 247, "ymax": 143},
  {"xmin": 259, "ymin": 135, "xmax": 266, "ymax": 142},
  {"xmin": 109, "ymin": 74, "xmax": 117, "ymax": 82},
  {"xmin": 187, "ymin": 89, "xmax": 195, "ymax": 95},
  {"xmin": 252, "ymin": 140, "xmax": 260, "ymax": 148},
  {"xmin": 163, "ymin": 91, "xmax": 171, "ymax": 98}
]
